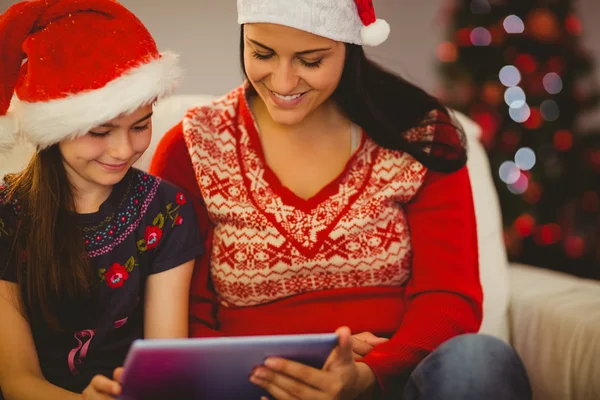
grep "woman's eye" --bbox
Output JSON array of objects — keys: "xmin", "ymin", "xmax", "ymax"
[{"xmin": 299, "ymin": 59, "xmax": 322, "ymax": 68}]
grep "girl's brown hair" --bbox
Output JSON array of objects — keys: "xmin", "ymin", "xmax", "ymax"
[{"xmin": 5, "ymin": 145, "xmax": 93, "ymax": 331}]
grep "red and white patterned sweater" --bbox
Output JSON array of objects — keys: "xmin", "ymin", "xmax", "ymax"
[{"xmin": 149, "ymin": 85, "xmax": 483, "ymax": 398}]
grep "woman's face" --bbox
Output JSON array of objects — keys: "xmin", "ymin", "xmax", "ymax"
[
  {"xmin": 243, "ymin": 23, "xmax": 347, "ymax": 126},
  {"xmin": 58, "ymin": 105, "xmax": 153, "ymax": 191}
]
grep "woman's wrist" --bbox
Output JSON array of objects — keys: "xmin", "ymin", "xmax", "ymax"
[{"xmin": 355, "ymin": 361, "xmax": 378, "ymax": 399}]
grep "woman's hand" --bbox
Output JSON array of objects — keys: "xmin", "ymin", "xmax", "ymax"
[
  {"xmin": 81, "ymin": 367, "xmax": 124, "ymax": 400},
  {"xmin": 250, "ymin": 327, "xmax": 378, "ymax": 400},
  {"xmin": 351, "ymin": 332, "xmax": 388, "ymax": 359}
]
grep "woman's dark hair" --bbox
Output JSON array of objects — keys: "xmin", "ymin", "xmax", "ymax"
[
  {"xmin": 4, "ymin": 145, "xmax": 93, "ymax": 331},
  {"xmin": 239, "ymin": 26, "xmax": 467, "ymax": 173}
]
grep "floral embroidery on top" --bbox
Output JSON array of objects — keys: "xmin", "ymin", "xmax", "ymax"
[
  {"xmin": 103, "ymin": 263, "xmax": 129, "ymax": 289},
  {"xmin": 98, "ymin": 256, "xmax": 138, "ymax": 289},
  {"xmin": 144, "ymin": 226, "xmax": 163, "ymax": 250},
  {"xmin": 96, "ymin": 191, "xmax": 187, "ymax": 288},
  {"xmin": 136, "ymin": 193, "xmax": 186, "ymax": 252},
  {"xmin": 176, "ymin": 192, "xmax": 187, "ymax": 205},
  {"xmin": 85, "ymin": 171, "xmax": 161, "ymax": 258}
]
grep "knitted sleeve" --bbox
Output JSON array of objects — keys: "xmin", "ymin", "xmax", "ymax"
[
  {"xmin": 149, "ymin": 121, "xmax": 222, "ymax": 337},
  {"xmin": 360, "ymin": 122, "xmax": 483, "ymax": 398}
]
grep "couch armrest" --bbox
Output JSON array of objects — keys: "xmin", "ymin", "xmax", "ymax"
[{"xmin": 509, "ymin": 264, "xmax": 600, "ymax": 400}]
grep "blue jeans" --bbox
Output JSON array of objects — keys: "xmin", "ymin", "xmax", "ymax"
[{"xmin": 402, "ymin": 334, "xmax": 532, "ymax": 400}]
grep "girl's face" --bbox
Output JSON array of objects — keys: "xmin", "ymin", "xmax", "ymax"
[
  {"xmin": 58, "ymin": 105, "xmax": 153, "ymax": 191},
  {"xmin": 243, "ymin": 23, "xmax": 347, "ymax": 126}
]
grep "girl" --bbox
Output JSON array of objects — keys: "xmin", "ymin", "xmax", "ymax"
[
  {"xmin": 150, "ymin": 0, "xmax": 532, "ymax": 399},
  {"xmin": 0, "ymin": 1, "xmax": 202, "ymax": 399}
]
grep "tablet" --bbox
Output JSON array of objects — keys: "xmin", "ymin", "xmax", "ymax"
[{"xmin": 118, "ymin": 333, "xmax": 338, "ymax": 400}]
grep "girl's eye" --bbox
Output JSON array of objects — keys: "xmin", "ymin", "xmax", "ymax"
[
  {"xmin": 89, "ymin": 131, "xmax": 110, "ymax": 138},
  {"xmin": 252, "ymin": 51, "xmax": 274, "ymax": 61},
  {"xmin": 132, "ymin": 124, "xmax": 150, "ymax": 132}
]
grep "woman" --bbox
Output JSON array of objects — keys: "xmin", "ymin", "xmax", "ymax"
[
  {"xmin": 0, "ymin": 1, "xmax": 202, "ymax": 399},
  {"xmin": 150, "ymin": 0, "xmax": 532, "ymax": 399}
]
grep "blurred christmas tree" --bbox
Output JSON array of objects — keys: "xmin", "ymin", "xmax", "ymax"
[{"xmin": 437, "ymin": 0, "xmax": 600, "ymax": 279}]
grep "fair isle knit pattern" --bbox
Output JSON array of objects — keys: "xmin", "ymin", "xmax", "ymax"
[{"xmin": 183, "ymin": 86, "xmax": 435, "ymax": 307}]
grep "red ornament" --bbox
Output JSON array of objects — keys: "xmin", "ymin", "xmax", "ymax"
[
  {"xmin": 472, "ymin": 111, "xmax": 499, "ymax": 147},
  {"xmin": 535, "ymin": 223, "xmax": 562, "ymax": 245},
  {"xmin": 565, "ymin": 15, "xmax": 582, "ymax": 36},
  {"xmin": 175, "ymin": 215, "xmax": 183, "ymax": 225},
  {"xmin": 523, "ymin": 107, "xmax": 543, "ymax": 130},
  {"xmin": 456, "ymin": 28, "xmax": 473, "ymax": 47},
  {"xmin": 526, "ymin": 8, "xmax": 561, "ymax": 43},
  {"xmin": 553, "ymin": 130, "xmax": 573, "ymax": 152},
  {"xmin": 514, "ymin": 214, "xmax": 536, "ymax": 237},
  {"xmin": 564, "ymin": 236, "xmax": 585, "ymax": 258},
  {"xmin": 514, "ymin": 54, "xmax": 538, "ymax": 74},
  {"xmin": 482, "ymin": 82, "xmax": 504, "ymax": 106}
]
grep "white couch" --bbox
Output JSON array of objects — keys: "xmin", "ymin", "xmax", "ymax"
[{"xmin": 1, "ymin": 95, "xmax": 599, "ymax": 400}]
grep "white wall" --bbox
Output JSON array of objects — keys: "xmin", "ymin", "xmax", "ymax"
[
  {"xmin": 115, "ymin": 0, "xmax": 450, "ymax": 97},
  {"xmin": 0, "ymin": 0, "xmax": 598, "ymax": 99}
]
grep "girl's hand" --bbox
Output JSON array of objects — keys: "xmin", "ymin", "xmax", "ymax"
[
  {"xmin": 250, "ymin": 327, "xmax": 377, "ymax": 400},
  {"xmin": 81, "ymin": 367, "xmax": 124, "ymax": 400}
]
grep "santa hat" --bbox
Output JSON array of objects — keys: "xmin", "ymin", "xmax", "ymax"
[
  {"xmin": 237, "ymin": 0, "xmax": 390, "ymax": 47},
  {"xmin": 0, "ymin": 0, "xmax": 182, "ymax": 153}
]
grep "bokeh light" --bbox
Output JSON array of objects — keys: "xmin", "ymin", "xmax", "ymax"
[
  {"xmin": 503, "ymin": 15, "xmax": 525, "ymax": 34},
  {"xmin": 499, "ymin": 161, "xmax": 521, "ymax": 184},
  {"xmin": 499, "ymin": 65, "xmax": 522, "ymax": 87},
  {"xmin": 515, "ymin": 147, "xmax": 536, "ymax": 170}
]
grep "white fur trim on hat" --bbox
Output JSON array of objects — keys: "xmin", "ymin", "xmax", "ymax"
[
  {"xmin": 361, "ymin": 19, "xmax": 390, "ymax": 47},
  {"xmin": 0, "ymin": 113, "xmax": 19, "ymax": 153},
  {"xmin": 238, "ymin": 0, "xmax": 365, "ymax": 45},
  {"xmin": 11, "ymin": 52, "xmax": 182, "ymax": 149}
]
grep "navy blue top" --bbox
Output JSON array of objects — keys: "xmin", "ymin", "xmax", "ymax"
[{"xmin": 0, "ymin": 168, "xmax": 203, "ymax": 393}]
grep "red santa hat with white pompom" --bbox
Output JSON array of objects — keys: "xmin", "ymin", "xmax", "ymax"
[
  {"xmin": 237, "ymin": 0, "xmax": 390, "ymax": 47},
  {"xmin": 0, "ymin": 0, "xmax": 181, "ymax": 153}
]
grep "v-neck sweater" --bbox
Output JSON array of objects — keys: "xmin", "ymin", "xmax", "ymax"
[{"xmin": 149, "ymin": 85, "xmax": 483, "ymax": 398}]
